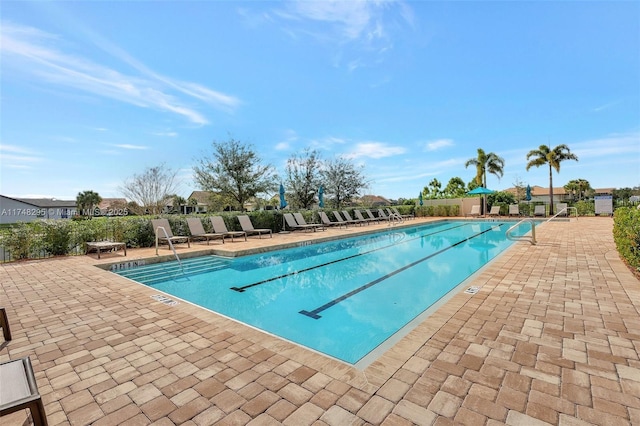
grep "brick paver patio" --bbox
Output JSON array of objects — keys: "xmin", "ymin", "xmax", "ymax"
[{"xmin": 1, "ymin": 217, "xmax": 638, "ymax": 425}]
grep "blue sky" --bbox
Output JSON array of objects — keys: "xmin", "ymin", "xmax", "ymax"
[{"xmin": 1, "ymin": 1, "xmax": 639, "ymax": 202}]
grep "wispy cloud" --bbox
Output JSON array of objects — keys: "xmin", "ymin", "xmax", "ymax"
[
  {"xmin": 0, "ymin": 144, "xmax": 43, "ymax": 169},
  {"xmin": 592, "ymin": 100, "xmax": 621, "ymax": 112},
  {"xmin": 112, "ymin": 144, "xmax": 149, "ymax": 150},
  {"xmin": 344, "ymin": 141, "xmax": 406, "ymax": 159},
  {"xmin": 424, "ymin": 139, "xmax": 454, "ymax": 151},
  {"xmin": 271, "ymin": 0, "xmax": 414, "ymax": 70},
  {"xmin": 0, "ymin": 21, "xmax": 241, "ymax": 125}
]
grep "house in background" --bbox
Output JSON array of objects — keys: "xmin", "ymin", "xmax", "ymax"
[
  {"xmin": 504, "ymin": 186, "xmax": 613, "ymax": 203},
  {"xmin": 187, "ymin": 191, "xmax": 213, "ymax": 214},
  {"xmin": 0, "ymin": 195, "xmax": 77, "ymax": 224},
  {"xmin": 359, "ymin": 195, "xmax": 391, "ymax": 207}
]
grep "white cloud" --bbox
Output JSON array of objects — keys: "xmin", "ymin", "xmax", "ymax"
[
  {"xmin": 0, "ymin": 21, "xmax": 241, "ymax": 125},
  {"xmin": 344, "ymin": 141, "xmax": 406, "ymax": 159},
  {"xmin": 424, "ymin": 139, "xmax": 454, "ymax": 151},
  {"xmin": 112, "ymin": 144, "xmax": 149, "ymax": 150}
]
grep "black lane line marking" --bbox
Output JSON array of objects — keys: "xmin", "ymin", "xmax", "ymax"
[
  {"xmin": 299, "ymin": 225, "xmax": 501, "ymax": 319},
  {"xmin": 230, "ymin": 223, "xmax": 471, "ymax": 292}
]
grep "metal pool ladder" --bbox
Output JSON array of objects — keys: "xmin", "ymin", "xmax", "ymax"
[
  {"xmin": 155, "ymin": 226, "xmax": 184, "ymax": 271},
  {"xmin": 505, "ymin": 218, "xmax": 537, "ymax": 245},
  {"xmin": 387, "ymin": 212, "xmax": 403, "ymax": 227}
]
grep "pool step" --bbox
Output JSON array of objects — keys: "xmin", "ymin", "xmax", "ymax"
[{"xmin": 116, "ymin": 256, "xmax": 231, "ymax": 285}]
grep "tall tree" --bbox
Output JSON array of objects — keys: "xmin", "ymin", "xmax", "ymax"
[
  {"xmin": 443, "ymin": 177, "xmax": 467, "ymax": 198},
  {"xmin": 464, "ymin": 148, "xmax": 505, "ymax": 188},
  {"xmin": 120, "ymin": 163, "xmax": 180, "ymax": 215},
  {"xmin": 321, "ymin": 157, "xmax": 368, "ymax": 208},
  {"xmin": 526, "ymin": 144, "xmax": 578, "ymax": 215},
  {"xmin": 76, "ymin": 190, "xmax": 102, "ymax": 217},
  {"xmin": 425, "ymin": 178, "xmax": 442, "ymax": 199},
  {"xmin": 193, "ymin": 138, "xmax": 277, "ymax": 211},
  {"xmin": 465, "ymin": 148, "xmax": 505, "ymax": 213},
  {"xmin": 285, "ymin": 148, "xmax": 322, "ymax": 209}
]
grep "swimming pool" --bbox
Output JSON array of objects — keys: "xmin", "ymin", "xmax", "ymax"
[{"xmin": 115, "ymin": 220, "xmax": 535, "ymax": 365}]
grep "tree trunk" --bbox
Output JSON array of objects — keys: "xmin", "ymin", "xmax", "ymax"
[{"xmin": 548, "ymin": 164, "xmax": 554, "ymax": 216}]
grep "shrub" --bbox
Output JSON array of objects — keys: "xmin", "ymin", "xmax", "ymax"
[
  {"xmin": 613, "ymin": 207, "xmax": 640, "ymax": 272},
  {"xmin": 575, "ymin": 200, "xmax": 595, "ymax": 216},
  {"xmin": 1, "ymin": 223, "xmax": 36, "ymax": 260},
  {"xmin": 41, "ymin": 220, "xmax": 73, "ymax": 256}
]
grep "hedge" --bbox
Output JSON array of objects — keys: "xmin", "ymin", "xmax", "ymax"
[{"xmin": 613, "ymin": 207, "xmax": 640, "ymax": 272}]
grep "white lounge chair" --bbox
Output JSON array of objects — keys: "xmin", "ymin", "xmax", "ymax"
[
  {"xmin": 488, "ymin": 205, "xmax": 501, "ymax": 217},
  {"xmin": 534, "ymin": 205, "xmax": 546, "ymax": 217},
  {"xmin": 508, "ymin": 204, "xmax": 520, "ymax": 217},
  {"xmin": 468, "ymin": 205, "xmax": 481, "ymax": 217}
]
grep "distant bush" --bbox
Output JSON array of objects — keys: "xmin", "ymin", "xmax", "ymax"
[
  {"xmin": 613, "ymin": 207, "xmax": 640, "ymax": 273},
  {"xmin": 415, "ymin": 205, "xmax": 459, "ymax": 217}
]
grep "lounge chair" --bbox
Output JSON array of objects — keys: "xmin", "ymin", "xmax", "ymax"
[
  {"xmin": 377, "ymin": 209, "xmax": 390, "ymax": 220},
  {"xmin": 354, "ymin": 209, "xmax": 377, "ymax": 224},
  {"xmin": 488, "ymin": 205, "xmax": 501, "ymax": 217},
  {"xmin": 0, "ymin": 356, "xmax": 48, "ymax": 426},
  {"xmin": 284, "ymin": 213, "xmax": 320, "ymax": 232},
  {"xmin": 508, "ymin": 204, "xmax": 520, "ymax": 217},
  {"xmin": 467, "ymin": 205, "xmax": 481, "ymax": 218},
  {"xmin": 339, "ymin": 210, "xmax": 366, "ymax": 226},
  {"xmin": 187, "ymin": 217, "xmax": 224, "ymax": 245},
  {"xmin": 392, "ymin": 207, "xmax": 414, "ymax": 220},
  {"xmin": 238, "ymin": 215, "xmax": 272, "ymax": 238},
  {"xmin": 534, "ymin": 205, "xmax": 546, "ymax": 217},
  {"xmin": 319, "ymin": 211, "xmax": 347, "ymax": 228},
  {"xmin": 293, "ymin": 212, "xmax": 325, "ymax": 231},
  {"xmin": 210, "ymin": 216, "xmax": 247, "ymax": 242},
  {"xmin": 151, "ymin": 218, "xmax": 191, "ymax": 248},
  {"xmin": 556, "ymin": 203, "xmax": 568, "ymax": 217},
  {"xmin": 365, "ymin": 209, "xmax": 381, "ymax": 222}
]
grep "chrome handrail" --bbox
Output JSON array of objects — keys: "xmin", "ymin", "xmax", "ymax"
[
  {"xmin": 155, "ymin": 226, "xmax": 183, "ymax": 270},
  {"xmin": 506, "ymin": 219, "xmax": 537, "ymax": 245},
  {"xmin": 387, "ymin": 213, "xmax": 403, "ymax": 227},
  {"xmin": 547, "ymin": 206, "xmax": 578, "ymax": 222}
]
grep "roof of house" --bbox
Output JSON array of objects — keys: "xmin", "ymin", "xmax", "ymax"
[
  {"xmin": 98, "ymin": 198, "xmax": 128, "ymax": 209},
  {"xmin": 360, "ymin": 195, "xmax": 391, "ymax": 206},
  {"xmin": 1, "ymin": 195, "xmax": 76, "ymax": 208},
  {"xmin": 188, "ymin": 191, "xmax": 214, "ymax": 204}
]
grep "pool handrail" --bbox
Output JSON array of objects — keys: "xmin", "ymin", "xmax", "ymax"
[
  {"xmin": 547, "ymin": 206, "xmax": 578, "ymax": 222},
  {"xmin": 155, "ymin": 226, "xmax": 183, "ymax": 271},
  {"xmin": 505, "ymin": 218, "xmax": 537, "ymax": 245}
]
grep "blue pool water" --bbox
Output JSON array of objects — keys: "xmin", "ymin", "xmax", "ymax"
[{"xmin": 115, "ymin": 220, "xmax": 535, "ymax": 364}]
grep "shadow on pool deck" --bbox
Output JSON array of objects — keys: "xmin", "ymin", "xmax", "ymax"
[{"xmin": 1, "ymin": 217, "xmax": 639, "ymax": 425}]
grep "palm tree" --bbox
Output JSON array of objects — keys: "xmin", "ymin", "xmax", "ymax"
[
  {"xmin": 526, "ymin": 144, "xmax": 578, "ymax": 215},
  {"xmin": 465, "ymin": 148, "xmax": 505, "ymax": 213},
  {"xmin": 76, "ymin": 190, "xmax": 102, "ymax": 217}
]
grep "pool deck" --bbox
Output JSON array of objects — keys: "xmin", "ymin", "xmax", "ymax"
[{"xmin": 1, "ymin": 217, "xmax": 639, "ymax": 425}]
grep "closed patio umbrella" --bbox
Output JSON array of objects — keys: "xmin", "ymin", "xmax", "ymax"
[
  {"xmin": 318, "ymin": 185, "xmax": 324, "ymax": 208},
  {"xmin": 279, "ymin": 184, "xmax": 287, "ymax": 209},
  {"xmin": 419, "ymin": 192, "xmax": 423, "ymax": 206}
]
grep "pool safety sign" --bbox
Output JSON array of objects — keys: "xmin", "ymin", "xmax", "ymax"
[{"xmin": 595, "ymin": 195, "xmax": 613, "ymax": 215}]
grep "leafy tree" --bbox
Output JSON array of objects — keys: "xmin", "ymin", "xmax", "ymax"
[
  {"xmin": 120, "ymin": 163, "xmax": 180, "ymax": 215},
  {"xmin": 443, "ymin": 177, "xmax": 466, "ymax": 198},
  {"xmin": 76, "ymin": 190, "xmax": 102, "ymax": 217},
  {"xmin": 487, "ymin": 191, "xmax": 516, "ymax": 207},
  {"xmin": 511, "ymin": 175, "xmax": 527, "ymax": 201},
  {"xmin": 285, "ymin": 148, "xmax": 322, "ymax": 209},
  {"xmin": 564, "ymin": 178, "xmax": 592, "ymax": 201},
  {"xmin": 424, "ymin": 178, "xmax": 442, "ymax": 199},
  {"xmin": 193, "ymin": 138, "xmax": 277, "ymax": 211},
  {"xmin": 321, "ymin": 157, "xmax": 368, "ymax": 208},
  {"xmin": 526, "ymin": 144, "xmax": 578, "ymax": 215},
  {"xmin": 613, "ymin": 187, "xmax": 635, "ymax": 205}
]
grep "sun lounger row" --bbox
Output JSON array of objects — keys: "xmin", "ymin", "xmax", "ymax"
[{"xmin": 151, "ymin": 215, "xmax": 272, "ymax": 248}]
